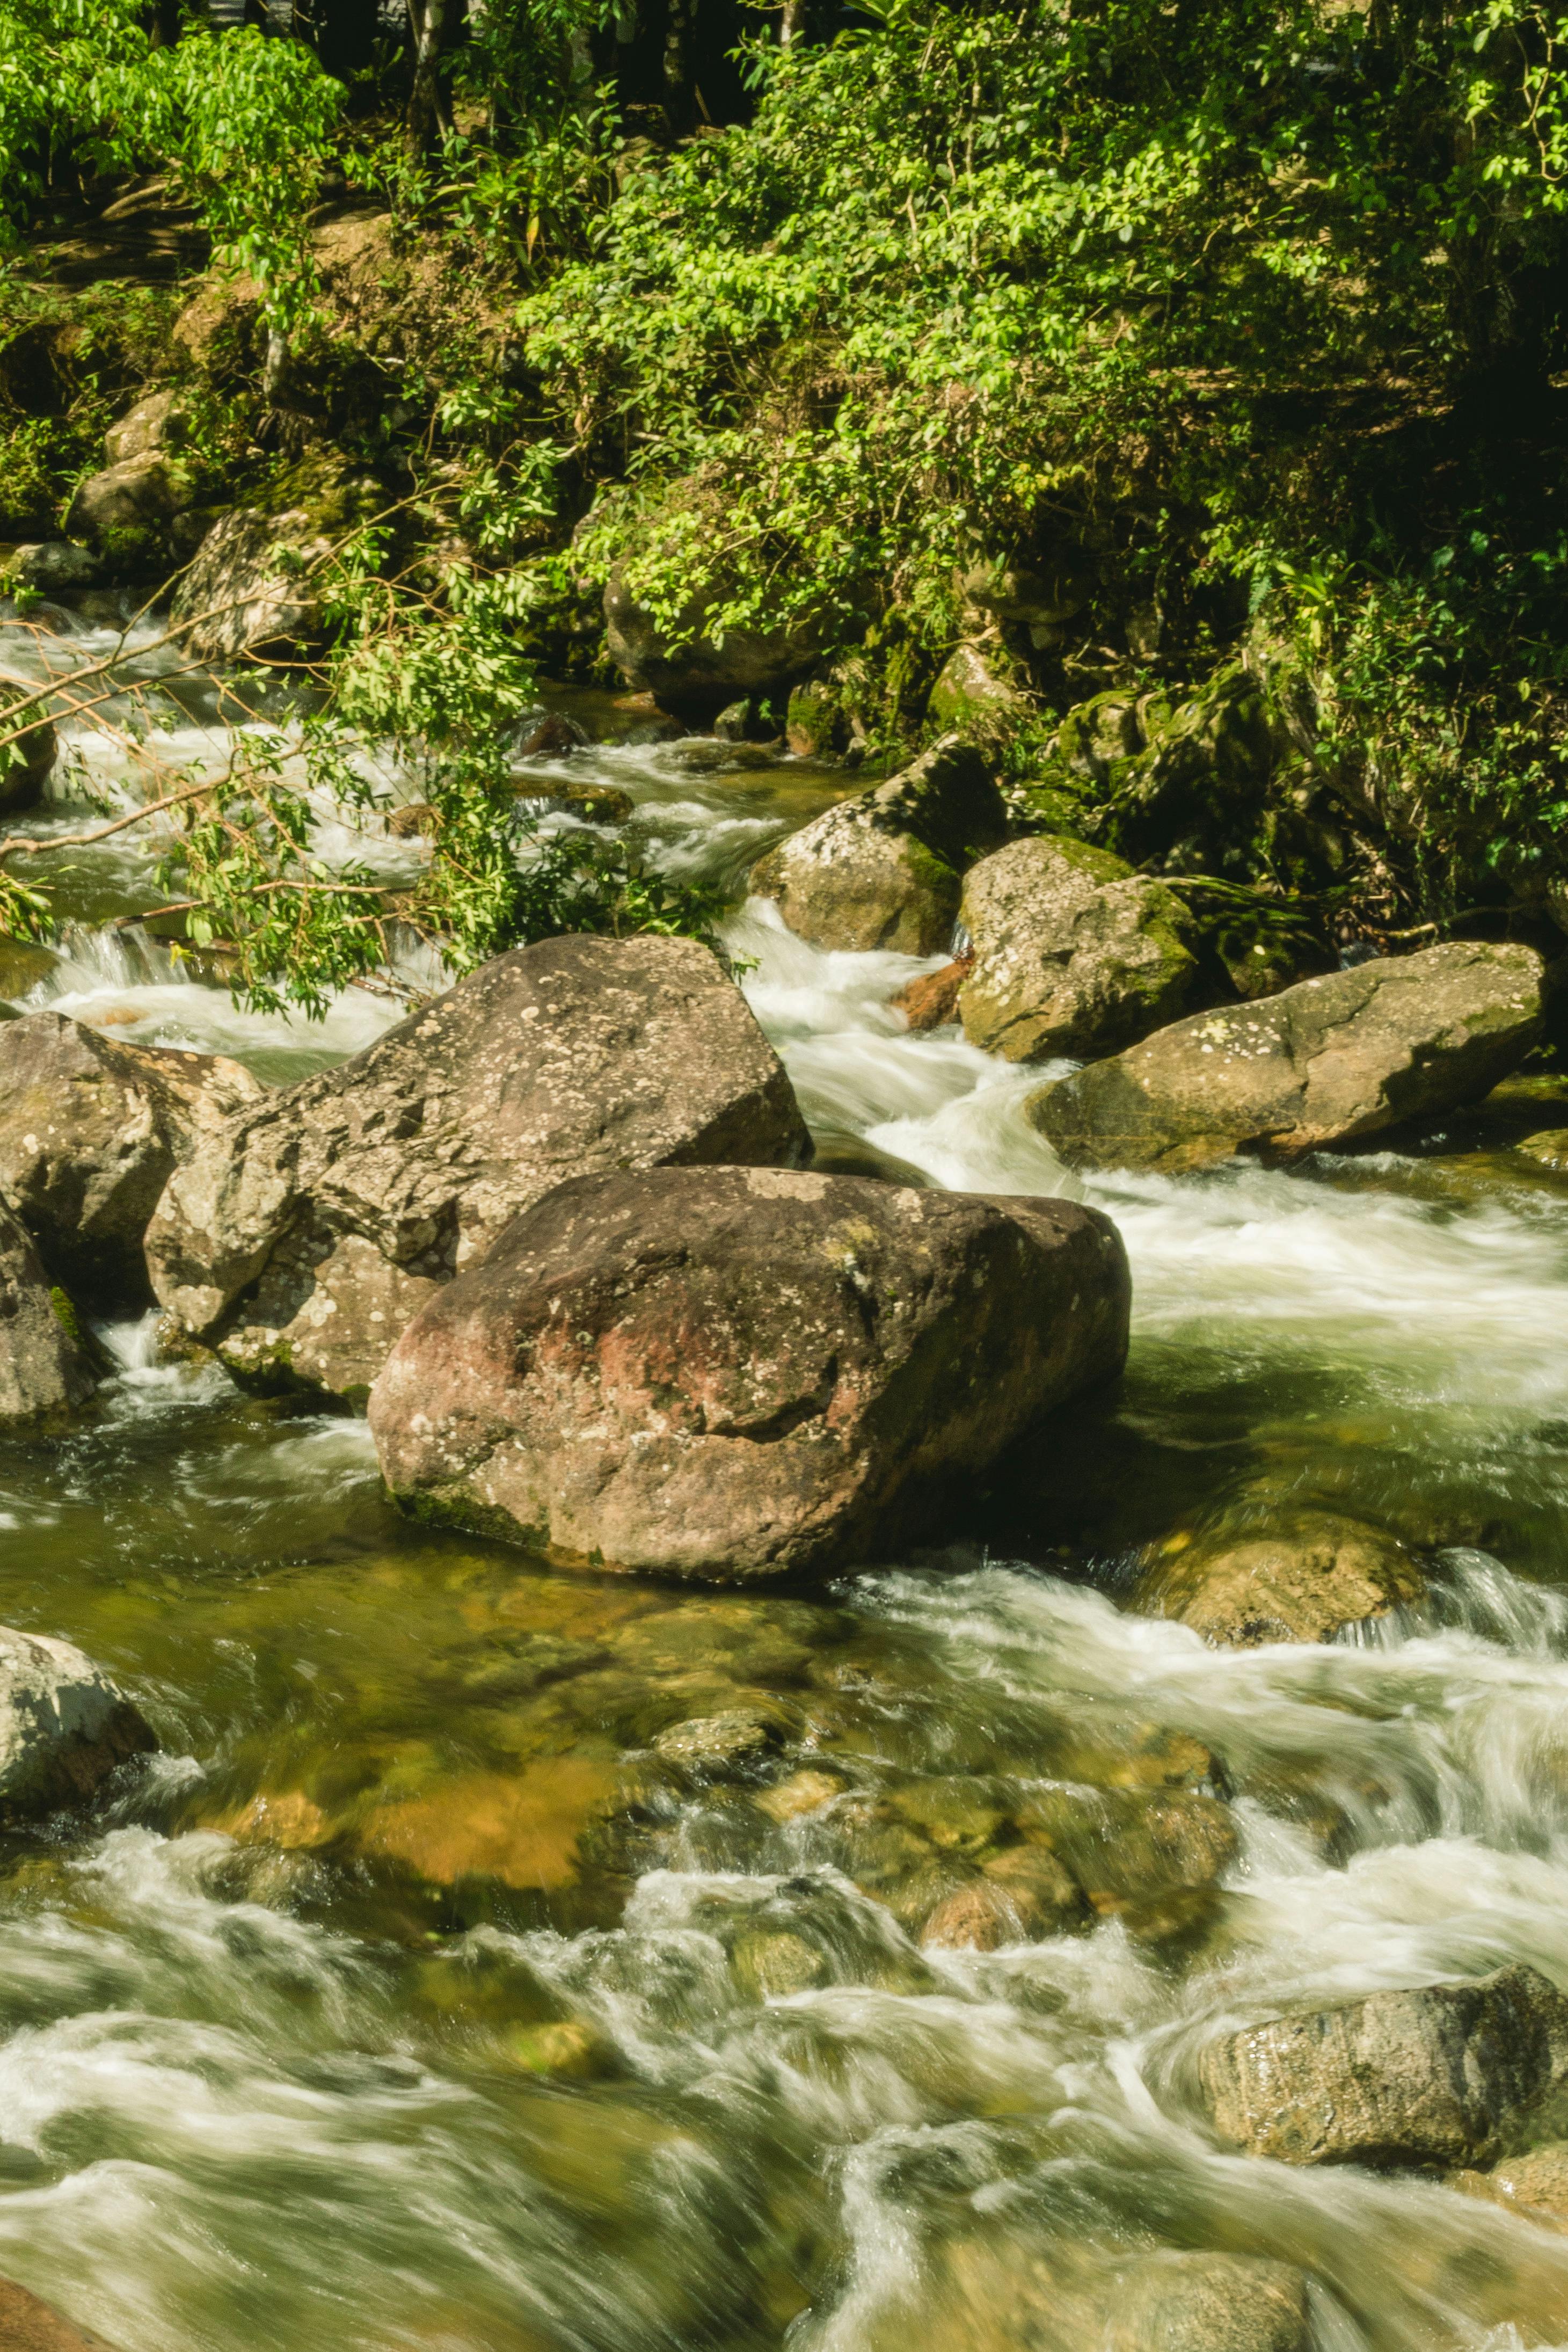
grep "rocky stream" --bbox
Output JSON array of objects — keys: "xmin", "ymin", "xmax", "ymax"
[{"xmin": 2, "ymin": 598, "xmax": 1568, "ymax": 2351}]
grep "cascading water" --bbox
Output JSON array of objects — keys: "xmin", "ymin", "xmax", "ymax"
[{"xmin": 2, "ymin": 603, "xmax": 1568, "ymax": 2349}]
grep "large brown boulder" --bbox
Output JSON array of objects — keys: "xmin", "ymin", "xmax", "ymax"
[
  {"xmin": 1197, "ymin": 1964, "xmax": 1568, "ymax": 2169},
  {"xmin": 749, "ymin": 737, "xmax": 1008, "ymax": 955},
  {"xmin": 957, "ymin": 835, "xmax": 1200, "ymax": 1062},
  {"xmin": 0, "ymin": 1624, "xmax": 155, "ymax": 1821},
  {"xmin": 149, "ymin": 935, "xmax": 811, "ymax": 1403},
  {"xmin": 0, "ymin": 1013, "xmax": 265, "ymax": 1312},
  {"xmin": 1030, "ymin": 942, "xmax": 1545, "ymax": 1173},
  {"xmin": 368, "ymin": 1167, "xmax": 1130, "ymax": 1580},
  {"xmin": 0, "ymin": 1205, "xmax": 98, "ymax": 1426}
]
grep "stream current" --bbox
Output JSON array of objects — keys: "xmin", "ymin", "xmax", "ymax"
[{"xmin": 3, "ymin": 603, "xmax": 1568, "ymax": 2348}]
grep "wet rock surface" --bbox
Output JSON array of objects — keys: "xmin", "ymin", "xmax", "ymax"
[
  {"xmin": 1198, "ymin": 1963, "xmax": 1568, "ymax": 2168},
  {"xmin": 0, "ymin": 2277, "xmax": 125, "ymax": 2350},
  {"xmin": 1140, "ymin": 1511, "xmax": 1425, "ymax": 1646},
  {"xmin": 1103, "ymin": 2252, "xmax": 1313, "ymax": 2352},
  {"xmin": 1030, "ymin": 941, "xmax": 1545, "ymax": 1172},
  {"xmin": 150, "ymin": 934, "xmax": 809, "ymax": 1401},
  {"xmin": 958, "ymin": 834, "xmax": 1199, "ymax": 1062},
  {"xmin": 749, "ymin": 736, "xmax": 1007, "ymax": 953},
  {"xmin": 0, "ymin": 1624, "xmax": 154, "ymax": 1821},
  {"xmin": 369, "ymin": 1166, "xmax": 1131, "ymax": 1578},
  {"xmin": 0, "ymin": 1204, "xmax": 98, "ymax": 1427},
  {"xmin": 0, "ymin": 1011, "xmax": 265, "ymax": 1310}
]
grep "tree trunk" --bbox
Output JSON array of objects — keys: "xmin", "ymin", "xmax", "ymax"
[{"xmin": 405, "ymin": 0, "xmax": 452, "ymax": 160}]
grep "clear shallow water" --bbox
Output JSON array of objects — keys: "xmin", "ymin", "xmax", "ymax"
[{"xmin": 2, "ymin": 621, "xmax": 1568, "ymax": 2346}]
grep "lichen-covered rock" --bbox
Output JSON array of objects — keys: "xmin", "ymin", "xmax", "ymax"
[
  {"xmin": 1197, "ymin": 1964, "xmax": 1568, "ymax": 2168},
  {"xmin": 958, "ymin": 835, "xmax": 1200, "ymax": 1062},
  {"xmin": 1140, "ymin": 1512, "xmax": 1424, "ymax": 1647},
  {"xmin": 0, "ymin": 1012, "xmax": 265, "ymax": 1311},
  {"xmin": 0, "ymin": 1624, "xmax": 155, "ymax": 1820},
  {"xmin": 64, "ymin": 455, "xmax": 187, "ymax": 542},
  {"xmin": 172, "ymin": 460, "xmax": 382, "ymax": 661},
  {"xmin": 0, "ymin": 1204, "xmax": 98, "ymax": 1426},
  {"xmin": 103, "ymin": 389, "xmax": 188, "ymax": 467},
  {"xmin": 368, "ymin": 1166, "xmax": 1130, "ymax": 1581},
  {"xmin": 149, "ymin": 935, "xmax": 810, "ymax": 1403},
  {"xmin": 926, "ymin": 644, "xmax": 1030, "ymax": 739},
  {"xmin": 606, "ymin": 556, "xmax": 822, "ymax": 718},
  {"xmin": 749, "ymin": 736, "xmax": 1007, "ymax": 954},
  {"xmin": 1030, "ymin": 942, "xmax": 1546, "ymax": 1173}
]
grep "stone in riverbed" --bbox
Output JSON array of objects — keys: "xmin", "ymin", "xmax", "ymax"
[
  {"xmin": 1453, "ymin": 2142, "xmax": 1568, "ymax": 2229},
  {"xmin": 1017, "ymin": 1784, "xmax": 1238, "ymax": 1917},
  {"xmin": 0, "ymin": 1624, "xmax": 155, "ymax": 1820},
  {"xmin": 0, "ymin": 2277, "xmax": 125, "ymax": 2349},
  {"xmin": 1029, "ymin": 941, "xmax": 1546, "ymax": 1173},
  {"xmin": 1102, "ymin": 2252, "xmax": 1312, "ymax": 2352},
  {"xmin": 1140, "ymin": 1512, "xmax": 1424, "ymax": 1647},
  {"xmin": 1519, "ymin": 1128, "xmax": 1568, "ymax": 1171},
  {"xmin": 149, "ymin": 934, "xmax": 809, "ymax": 1403},
  {"xmin": 1198, "ymin": 1963, "xmax": 1568, "ymax": 2168},
  {"xmin": 0, "ymin": 1012, "xmax": 265, "ymax": 1312},
  {"xmin": 891, "ymin": 955, "xmax": 971, "ymax": 1031},
  {"xmin": 749, "ymin": 735, "xmax": 1007, "ymax": 954},
  {"xmin": 0, "ymin": 1204, "xmax": 100, "ymax": 1427},
  {"xmin": 368, "ymin": 1165, "xmax": 1131, "ymax": 1581},
  {"xmin": 957, "ymin": 834, "xmax": 1200, "ymax": 1062}
]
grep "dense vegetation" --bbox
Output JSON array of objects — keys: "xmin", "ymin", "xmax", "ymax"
[{"xmin": 0, "ymin": 0, "xmax": 1565, "ymax": 1002}]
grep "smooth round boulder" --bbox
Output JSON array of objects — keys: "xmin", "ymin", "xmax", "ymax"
[
  {"xmin": 749, "ymin": 736, "xmax": 1007, "ymax": 955},
  {"xmin": 368, "ymin": 1165, "xmax": 1131, "ymax": 1581},
  {"xmin": 957, "ymin": 834, "xmax": 1200, "ymax": 1062},
  {"xmin": 149, "ymin": 934, "xmax": 811, "ymax": 1403},
  {"xmin": 0, "ymin": 1625, "xmax": 155, "ymax": 1822},
  {"xmin": 1030, "ymin": 941, "xmax": 1545, "ymax": 1172}
]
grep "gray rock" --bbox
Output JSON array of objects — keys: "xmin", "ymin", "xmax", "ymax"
[
  {"xmin": 9, "ymin": 541, "xmax": 98, "ymax": 593},
  {"xmin": 104, "ymin": 390, "xmax": 188, "ymax": 467},
  {"xmin": 1198, "ymin": 1963, "xmax": 1568, "ymax": 2168},
  {"xmin": 926, "ymin": 644, "xmax": 1031, "ymax": 738},
  {"xmin": 0, "ymin": 1013, "xmax": 265, "ymax": 1312},
  {"xmin": 64, "ymin": 455, "xmax": 187, "ymax": 541},
  {"xmin": 368, "ymin": 1166, "xmax": 1130, "ymax": 1580},
  {"xmin": 958, "ymin": 835, "xmax": 1200, "ymax": 1062},
  {"xmin": 149, "ymin": 934, "xmax": 811, "ymax": 1403},
  {"xmin": 1140, "ymin": 1512, "xmax": 1424, "ymax": 1647},
  {"xmin": 1030, "ymin": 942, "xmax": 1545, "ymax": 1173},
  {"xmin": 171, "ymin": 506, "xmax": 326, "ymax": 662},
  {"xmin": 749, "ymin": 736, "xmax": 1008, "ymax": 954},
  {"xmin": 1103, "ymin": 2252, "xmax": 1312, "ymax": 2352},
  {"xmin": 0, "ymin": 1204, "xmax": 98, "ymax": 1426},
  {"xmin": 0, "ymin": 1623, "xmax": 155, "ymax": 1821},
  {"xmin": 606, "ymin": 569, "xmax": 821, "ymax": 716}
]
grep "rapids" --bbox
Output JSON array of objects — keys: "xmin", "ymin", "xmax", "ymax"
[{"xmin": 1, "ymin": 605, "xmax": 1568, "ymax": 2349}]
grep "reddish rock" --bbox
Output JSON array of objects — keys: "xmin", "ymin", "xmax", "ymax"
[
  {"xmin": 892, "ymin": 956, "xmax": 972, "ymax": 1032},
  {"xmin": 368, "ymin": 1164, "xmax": 1130, "ymax": 1582},
  {"xmin": 0, "ymin": 2278, "xmax": 123, "ymax": 2350}
]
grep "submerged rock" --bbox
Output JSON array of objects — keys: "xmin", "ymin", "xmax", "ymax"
[
  {"xmin": 0, "ymin": 2278, "xmax": 125, "ymax": 2350},
  {"xmin": 1018, "ymin": 1784, "xmax": 1238, "ymax": 1918},
  {"xmin": 0, "ymin": 1205, "xmax": 98, "ymax": 1427},
  {"xmin": 368, "ymin": 1166, "xmax": 1130, "ymax": 1580},
  {"xmin": 1030, "ymin": 942, "xmax": 1545, "ymax": 1173},
  {"xmin": 1140, "ymin": 1512, "xmax": 1424, "ymax": 1647},
  {"xmin": 1103, "ymin": 2252, "xmax": 1312, "ymax": 2352},
  {"xmin": 1454, "ymin": 2142, "xmax": 1568, "ymax": 2230},
  {"xmin": 749, "ymin": 736, "xmax": 1007, "ymax": 954},
  {"xmin": 149, "ymin": 935, "xmax": 809, "ymax": 1402},
  {"xmin": 957, "ymin": 835, "xmax": 1200, "ymax": 1062},
  {"xmin": 0, "ymin": 1624, "xmax": 155, "ymax": 1820},
  {"xmin": 1198, "ymin": 1963, "xmax": 1568, "ymax": 2168},
  {"xmin": 0, "ymin": 1012, "xmax": 265, "ymax": 1311}
]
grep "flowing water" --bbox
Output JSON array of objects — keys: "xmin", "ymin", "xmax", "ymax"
[{"xmin": 3, "ymin": 607, "xmax": 1568, "ymax": 2348}]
